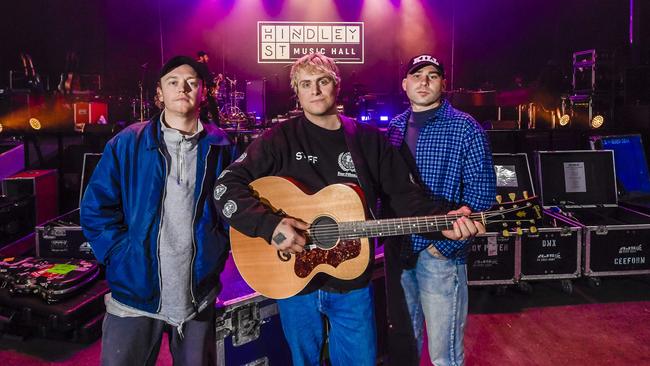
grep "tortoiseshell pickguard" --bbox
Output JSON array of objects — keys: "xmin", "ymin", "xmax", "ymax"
[{"xmin": 293, "ymin": 239, "xmax": 361, "ymax": 278}]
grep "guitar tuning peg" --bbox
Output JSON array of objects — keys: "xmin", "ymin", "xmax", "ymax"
[
  {"xmin": 523, "ymin": 191, "xmax": 529, "ymax": 199},
  {"xmin": 508, "ymin": 193, "xmax": 516, "ymax": 202},
  {"xmin": 529, "ymin": 226, "xmax": 538, "ymax": 234},
  {"xmin": 502, "ymin": 229, "xmax": 510, "ymax": 237},
  {"xmin": 516, "ymin": 228, "xmax": 523, "ymax": 235},
  {"xmin": 496, "ymin": 195, "xmax": 502, "ymax": 204}
]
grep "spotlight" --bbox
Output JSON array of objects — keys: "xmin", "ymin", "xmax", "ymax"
[
  {"xmin": 553, "ymin": 108, "xmax": 571, "ymax": 128},
  {"xmin": 0, "ymin": 123, "xmax": 3, "ymax": 133},
  {"xmin": 559, "ymin": 114, "xmax": 570, "ymax": 126},
  {"xmin": 591, "ymin": 115, "xmax": 604, "ymax": 128},
  {"xmin": 379, "ymin": 116, "xmax": 389, "ymax": 122},
  {"xmin": 29, "ymin": 118, "xmax": 42, "ymax": 130}
]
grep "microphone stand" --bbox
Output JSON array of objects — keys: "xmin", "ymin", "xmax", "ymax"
[{"xmin": 140, "ymin": 63, "xmax": 148, "ymax": 122}]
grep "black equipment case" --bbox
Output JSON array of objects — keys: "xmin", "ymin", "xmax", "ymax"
[
  {"xmin": 467, "ymin": 153, "xmax": 582, "ymax": 291},
  {"xmin": 36, "ymin": 209, "xmax": 94, "ymax": 259},
  {"xmin": 467, "ymin": 153, "xmax": 524, "ymax": 286},
  {"xmin": 536, "ymin": 150, "xmax": 650, "ymax": 285},
  {"xmin": 498, "ymin": 153, "xmax": 583, "ymax": 294},
  {"xmin": 0, "ymin": 256, "xmax": 106, "ymax": 342},
  {"xmin": 519, "ymin": 211, "xmax": 582, "ymax": 294},
  {"xmin": 0, "ymin": 194, "xmax": 35, "ymax": 248},
  {"xmin": 35, "ymin": 153, "xmax": 101, "ymax": 259},
  {"xmin": 2, "ymin": 169, "xmax": 58, "ymax": 226},
  {"xmin": 0, "ymin": 154, "xmax": 107, "ymax": 342},
  {"xmin": 1, "ymin": 257, "xmax": 100, "ymax": 303},
  {"xmin": 467, "ymin": 232, "xmax": 519, "ymax": 286},
  {"xmin": 0, "ymin": 278, "xmax": 108, "ymax": 342}
]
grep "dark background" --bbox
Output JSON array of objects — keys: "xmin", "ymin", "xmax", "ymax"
[{"xmin": 1, "ymin": 0, "xmax": 648, "ymax": 120}]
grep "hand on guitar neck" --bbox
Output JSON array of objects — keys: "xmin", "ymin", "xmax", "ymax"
[{"xmin": 444, "ymin": 206, "xmax": 486, "ymax": 240}]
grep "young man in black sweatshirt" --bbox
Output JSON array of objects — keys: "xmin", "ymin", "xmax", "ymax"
[{"xmin": 214, "ymin": 53, "xmax": 484, "ymax": 366}]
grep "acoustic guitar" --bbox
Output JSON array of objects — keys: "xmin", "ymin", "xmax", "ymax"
[{"xmin": 230, "ymin": 176, "xmax": 541, "ymax": 299}]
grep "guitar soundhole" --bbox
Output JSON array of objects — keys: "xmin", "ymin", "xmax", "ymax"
[{"xmin": 310, "ymin": 216, "xmax": 339, "ymax": 249}]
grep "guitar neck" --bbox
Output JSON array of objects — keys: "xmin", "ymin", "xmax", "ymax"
[{"xmin": 338, "ymin": 213, "xmax": 485, "ymax": 240}]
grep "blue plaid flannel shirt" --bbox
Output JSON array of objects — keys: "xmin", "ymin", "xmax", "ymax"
[{"xmin": 387, "ymin": 99, "xmax": 496, "ymax": 264}]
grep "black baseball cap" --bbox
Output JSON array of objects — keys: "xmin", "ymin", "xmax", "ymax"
[
  {"xmin": 158, "ymin": 55, "xmax": 209, "ymax": 82},
  {"xmin": 404, "ymin": 54, "xmax": 445, "ymax": 78}
]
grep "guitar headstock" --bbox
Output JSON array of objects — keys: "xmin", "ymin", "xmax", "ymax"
[{"xmin": 486, "ymin": 191, "xmax": 542, "ymax": 236}]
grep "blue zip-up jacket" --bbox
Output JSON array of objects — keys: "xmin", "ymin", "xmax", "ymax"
[{"xmin": 80, "ymin": 115, "xmax": 232, "ymax": 313}]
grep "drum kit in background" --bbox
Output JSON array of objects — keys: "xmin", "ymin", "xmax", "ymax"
[
  {"xmin": 127, "ymin": 74, "xmax": 257, "ymax": 129},
  {"xmin": 217, "ymin": 76, "xmax": 252, "ymax": 129}
]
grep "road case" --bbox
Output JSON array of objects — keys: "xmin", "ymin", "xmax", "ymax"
[
  {"xmin": 494, "ymin": 153, "xmax": 584, "ymax": 293},
  {"xmin": 536, "ymin": 150, "xmax": 650, "ymax": 286}
]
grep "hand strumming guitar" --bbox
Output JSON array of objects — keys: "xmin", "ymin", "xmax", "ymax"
[{"xmin": 271, "ymin": 217, "xmax": 310, "ymax": 254}]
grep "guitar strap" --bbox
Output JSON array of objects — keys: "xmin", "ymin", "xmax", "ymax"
[{"xmin": 340, "ymin": 115, "xmax": 378, "ymax": 220}]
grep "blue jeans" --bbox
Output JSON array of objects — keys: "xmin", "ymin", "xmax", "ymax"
[
  {"xmin": 401, "ymin": 248, "xmax": 468, "ymax": 366},
  {"xmin": 276, "ymin": 286, "xmax": 377, "ymax": 366}
]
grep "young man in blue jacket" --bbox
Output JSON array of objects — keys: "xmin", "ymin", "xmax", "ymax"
[{"xmin": 80, "ymin": 55, "xmax": 232, "ymax": 366}]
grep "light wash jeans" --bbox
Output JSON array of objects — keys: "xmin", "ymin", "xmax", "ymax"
[
  {"xmin": 401, "ymin": 248, "xmax": 468, "ymax": 366},
  {"xmin": 276, "ymin": 286, "xmax": 377, "ymax": 366}
]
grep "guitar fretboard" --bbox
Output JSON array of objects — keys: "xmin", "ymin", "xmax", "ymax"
[{"xmin": 338, "ymin": 214, "xmax": 473, "ymax": 239}]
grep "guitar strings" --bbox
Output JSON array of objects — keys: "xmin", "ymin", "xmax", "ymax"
[
  {"xmin": 308, "ymin": 210, "xmax": 528, "ymax": 236},
  {"xmin": 307, "ymin": 206, "xmax": 529, "ymax": 232},
  {"xmin": 304, "ymin": 205, "xmax": 537, "ymax": 242},
  {"xmin": 308, "ymin": 219, "xmax": 536, "ymax": 244}
]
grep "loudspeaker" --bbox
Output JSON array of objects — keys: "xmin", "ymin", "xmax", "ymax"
[
  {"xmin": 0, "ymin": 195, "xmax": 35, "ymax": 247},
  {"xmin": 2, "ymin": 169, "xmax": 58, "ymax": 225}
]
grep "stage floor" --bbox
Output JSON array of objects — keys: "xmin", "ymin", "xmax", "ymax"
[{"xmin": 1, "ymin": 274, "xmax": 649, "ymax": 365}]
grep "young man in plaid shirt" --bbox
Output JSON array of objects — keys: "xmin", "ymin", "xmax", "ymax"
[{"xmin": 384, "ymin": 54, "xmax": 496, "ymax": 366}]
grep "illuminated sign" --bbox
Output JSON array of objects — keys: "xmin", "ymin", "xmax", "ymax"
[{"xmin": 258, "ymin": 21, "xmax": 364, "ymax": 64}]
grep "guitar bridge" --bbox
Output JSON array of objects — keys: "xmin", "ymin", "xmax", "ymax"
[{"xmin": 305, "ymin": 243, "xmax": 317, "ymax": 251}]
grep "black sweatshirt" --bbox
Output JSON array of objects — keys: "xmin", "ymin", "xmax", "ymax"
[{"xmin": 214, "ymin": 115, "xmax": 446, "ymax": 292}]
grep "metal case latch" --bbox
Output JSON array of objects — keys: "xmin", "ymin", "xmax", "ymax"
[
  {"xmin": 215, "ymin": 302, "xmax": 262, "ymax": 346},
  {"xmin": 560, "ymin": 226, "xmax": 573, "ymax": 237},
  {"xmin": 232, "ymin": 302, "xmax": 262, "ymax": 346}
]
